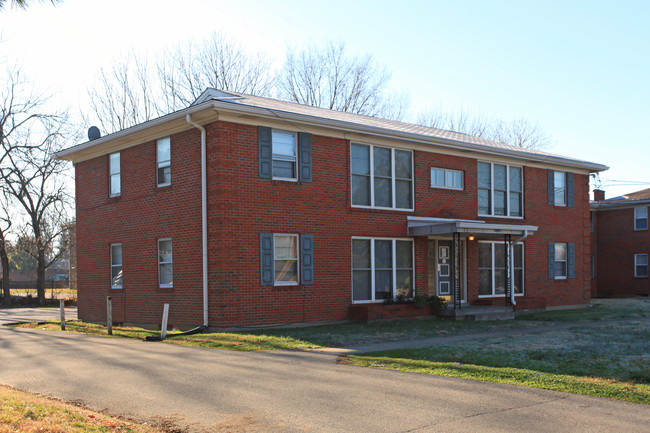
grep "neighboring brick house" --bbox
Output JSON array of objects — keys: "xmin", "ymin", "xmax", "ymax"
[
  {"xmin": 56, "ymin": 89, "xmax": 607, "ymax": 329},
  {"xmin": 591, "ymin": 188, "xmax": 650, "ymax": 297}
]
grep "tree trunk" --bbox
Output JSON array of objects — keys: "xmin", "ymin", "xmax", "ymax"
[
  {"xmin": 0, "ymin": 237, "xmax": 10, "ymax": 307},
  {"xmin": 37, "ymin": 248, "xmax": 46, "ymax": 306}
]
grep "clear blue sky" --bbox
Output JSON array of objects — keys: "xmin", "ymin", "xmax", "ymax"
[{"xmin": 1, "ymin": 0, "xmax": 648, "ymax": 198}]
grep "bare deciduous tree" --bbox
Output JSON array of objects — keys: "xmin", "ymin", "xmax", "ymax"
[
  {"xmin": 1, "ymin": 69, "xmax": 72, "ymax": 305},
  {"xmin": 0, "ymin": 0, "xmax": 60, "ymax": 10},
  {"xmin": 417, "ymin": 108, "xmax": 551, "ymax": 150},
  {"xmin": 278, "ymin": 42, "xmax": 409, "ymax": 120},
  {"xmin": 85, "ymin": 33, "xmax": 276, "ymax": 134},
  {"xmin": 158, "ymin": 32, "xmax": 275, "ymax": 111}
]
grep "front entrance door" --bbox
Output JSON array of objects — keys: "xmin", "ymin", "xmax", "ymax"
[{"xmin": 437, "ymin": 240, "xmax": 465, "ymax": 301}]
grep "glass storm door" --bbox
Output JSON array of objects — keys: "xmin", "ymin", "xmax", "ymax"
[{"xmin": 437, "ymin": 240, "xmax": 464, "ymax": 300}]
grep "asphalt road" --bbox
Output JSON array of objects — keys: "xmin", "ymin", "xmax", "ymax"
[{"xmin": 0, "ymin": 309, "xmax": 648, "ymax": 432}]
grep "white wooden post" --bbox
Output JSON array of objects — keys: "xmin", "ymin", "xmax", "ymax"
[
  {"xmin": 161, "ymin": 303, "xmax": 170, "ymax": 340},
  {"xmin": 59, "ymin": 299, "xmax": 65, "ymax": 331},
  {"xmin": 106, "ymin": 296, "xmax": 113, "ymax": 335}
]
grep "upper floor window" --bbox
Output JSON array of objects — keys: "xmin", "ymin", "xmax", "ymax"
[
  {"xmin": 272, "ymin": 130, "xmax": 297, "ymax": 180},
  {"xmin": 258, "ymin": 127, "xmax": 312, "ymax": 182},
  {"xmin": 547, "ymin": 169, "xmax": 574, "ymax": 207},
  {"xmin": 553, "ymin": 171, "xmax": 567, "ymax": 206},
  {"xmin": 635, "ymin": 207, "xmax": 648, "ymax": 231},
  {"xmin": 431, "ymin": 168, "xmax": 463, "ymax": 190},
  {"xmin": 109, "ymin": 152, "xmax": 120, "ymax": 197},
  {"xmin": 635, "ymin": 253, "xmax": 648, "ymax": 277},
  {"xmin": 110, "ymin": 244, "xmax": 123, "ymax": 289},
  {"xmin": 477, "ymin": 162, "xmax": 522, "ymax": 217},
  {"xmin": 351, "ymin": 143, "xmax": 413, "ymax": 210},
  {"xmin": 158, "ymin": 239, "xmax": 173, "ymax": 288},
  {"xmin": 157, "ymin": 137, "xmax": 171, "ymax": 187}
]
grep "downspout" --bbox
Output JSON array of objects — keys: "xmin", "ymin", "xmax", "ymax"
[
  {"xmin": 186, "ymin": 114, "xmax": 209, "ymax": 328},
  {"xmin": 509, "ymin": 230, "xmax": 529, "ymax": 306}
]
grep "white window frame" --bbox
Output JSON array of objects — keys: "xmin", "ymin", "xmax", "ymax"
[
  {"xmin": 553, "ymin": 171, "xmax": 567, "ymax": 206},
  {"xmin": 157, "ymin": 137, "xmax": 171, "ymax": 187},
  {"xmin": 350, "ymin": 143, "xmax": 414, "ymax": 211},
  {"xmin": 478, "ymin": 241, "xmax": 524, "ymax": 297},
  {"xmin": 158, "ymin": 238, "xmax": 173, "ymax": 288},
  {"xmin": 272, "ymin": 130, "xmax": 298, "ymax": 181},
  {"xmin": 110, "ymin": 243, "xmax": 123, "ymax": 289},
  {"xmin": 351, "ymin": 237, "xmax": 415, "ymax": 303},
  {"xmin": 635, "ymin": 253, "xmax": 648, "ymax": 278},
  {"xmin": 430, "ymin": 167, "xmax": 464, "ymax": 190},
  {"xmin": 634, "ymin": 207, "xmax": 648, "ymax": 231},
  {"xmin": 273, "ymin": 234, "xmax": 299, "ymax": 286},
  {"xmin": 554, "ymin": 243, "xmax": 568, "ymax": 280},
  {"xmin": 109, "ymin": 152, "xmax": 120, "ymax": 197},
  {"xmin": 477, "ymin": 161, "xmax": 523, "ymax": 218}
]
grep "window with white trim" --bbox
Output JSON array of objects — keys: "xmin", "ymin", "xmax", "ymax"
[
  {"xmin": 352, "ymin": 238, "xmax": 413, "ymax": 302},
  {"xmin": 157, "ymin": 137, "xmax": 171, "ymax": 186},
  {"xmin": 158, "ymin": 239, "xmax": 173, "ymax": 288},
  {"xmin": 478, "ymin": 241, "xmax": 523, "ymax": 296},
  {"xmin": 272, "ymin": 130, "xmax": 297, "ymax": 180},
  {"xmin": 635, "ymin": 254, "xmax": 648, "ymax": 277},
  {"xmin": 351, "ymin": 144, "xmax": 413, "ymax": 210},
  {"xmin": 273, "ymin": 234, "xmax": 299, "ymax": 285},
  {"xmin": 109, "ymin": 152, "xmax": 120, "ymax": 197},
  {"xmin": 553, "ymin": 171, "xmax": 567, "ymax": 206},
  {"xmin": 634, "ymin": 207, "xmax": 648, "ymax": 231},
  {"xmin": 554, "ymin": 243, "xmax": 568, "ymax": 279},
  {"xmin": 431, "ymin": 168, "xmax": 463, "ymax": 190},
  {"xmin": 477, "ymin": 162, "xmax": 522, "ymax": 217},
  {"xmin": 110, "ymin": 244, "xmax": 123, "ymax": 289}
]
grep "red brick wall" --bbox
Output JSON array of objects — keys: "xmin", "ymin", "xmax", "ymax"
[
  {"xmin": 75, "ymin": 119, "xmax": 593, "ymax": 328},
  {"xmin": 593, "ymin": 206, "xmax": 650, "ymax": 296}
]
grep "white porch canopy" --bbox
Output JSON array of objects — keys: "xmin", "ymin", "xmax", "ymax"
[{"xmin": 407, "ymin": 217, "xmax": 538, "ymax": 238}]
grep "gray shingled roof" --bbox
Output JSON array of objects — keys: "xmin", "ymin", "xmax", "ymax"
[{"xmin": 196, "ymin": 89, "xmax": 573, "ymax": 161}]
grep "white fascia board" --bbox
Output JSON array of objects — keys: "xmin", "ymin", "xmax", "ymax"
[{"xmin": 591, "ymin": 199, "xmax": 650, "ymax": 211}]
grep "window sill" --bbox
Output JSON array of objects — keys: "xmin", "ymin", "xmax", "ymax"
[
  {"xmin": 478, "ymin": 293, "xmax": 524, "ymax": 298},
  {"xmin": 352, "ymin": 205, "xmax": 414, "ymax": 213},
  {"xmin": 478, "ymin": 214, "xmax": 524, "ymax": 220}
]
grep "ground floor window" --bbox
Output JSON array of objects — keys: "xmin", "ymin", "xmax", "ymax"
[
  {"xmin": 352, "ymin": 238, "xmax": 413, "ymax": 302},
  {"xmin": 635, "ymin": 254, "xmax": 648, "ymax": 277},
  {"xmin": 158, "ymin": 239, "xmax": 173, "ymax": 288},
  {"xmin": 478, "ymin": 241, "xmax": 523, "ymax": 296},
  {"xmin": 110, "ymin": 244, "xmax": 123, "ymax": 289}
]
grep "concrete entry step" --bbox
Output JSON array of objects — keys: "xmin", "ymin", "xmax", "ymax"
[{"xmin": 438, "ymin": 305, "xmax": 515, "ymax": 321}]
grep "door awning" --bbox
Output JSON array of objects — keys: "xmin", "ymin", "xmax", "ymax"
[{"xmin": 407, "ymin": 217, "xmax": 538, "ymax": 238}]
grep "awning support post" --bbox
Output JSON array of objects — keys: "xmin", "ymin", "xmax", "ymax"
[
  {"xmin": 452, "ymin": 232, "xmax": 461, "ymax": 310},
  {"xmin": 504, "ymin": 234, "xmax": 511, "ymax": 306}
]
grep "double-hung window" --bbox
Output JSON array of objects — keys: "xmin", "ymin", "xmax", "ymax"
[
  {"xmin": 477, "ymin": 162, "xmax": 522, "ymax": 217},
  {"xmin": 260, "ymin": 233, "xmax": 314, "ymax": 286},
  {"xmin": 478, "ymin": 241, "xmax": 524, "ymax": 296},
  {"xmin": 431, "ymin": 167, "xmax": 463, "ymax": 190},
  {"xmin": 110, "ymin": 244, "xmax": 123, "ymax": 289},
  {"xmin": 272, "ymin": 130, "xmax": 297, "ymax": 180},
  {"xmin": 635, "ymin": 254, "xmax": 648, "ymax": 277},
  {"xmin": 352, "ymin": 238, "xmax": 414, "ymax": 302},
  {"xmin": 351, "ymin": 143, "xmax": 413, "ymax": 210},
  {"xmin": 273, "ymin": 234, "xmax": 299, "ymax": 285},
  {"xmin": 109, "ymin": 152, "xmax": 120, "ymax": 197},
  {"xmin": 548, "ymin": 170, "xmax": 574, "ymax": 207},
  {"xmin": 158, "ymin": 239, "xmax": 173, "ymax": 288},
  {"xmin": 635, "ymin": 207, "xmax": 648, "ymax": 231},
  {"xmin": 157, "ymin": 137, "xmax": 171, "ymax": 186},
  {"xmin": 548, "ymin": 242, "xmax": 575, "ymax": 279}
]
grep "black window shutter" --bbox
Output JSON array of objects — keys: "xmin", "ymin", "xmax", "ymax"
[
  {"xmin": 301, "ymin": 234, "xmax": 314, "ymax": 284},
  {"xmin": 567, "ymin": 173, "xmax": 574, "ymax": 207},
  {"xmin": 259, "ymin": 126, "xmax": 272, "ymax": 179},
  {"xmin": 568, "ymin": 243, "xmax": 575, "ymax": 279},
  {"xmin": 298, "ymin": 132, "xmax": 313, "ymax": 183},
  {"xmin": 548, "ymin": 243, "xmax": 555, "ymax": 279},
  {"xmin": 260, "ymin": 233, "xmax": 274, "ymax": 285},
  {"xmin": 548, "ymin": 170, "xmax": 555, "ymax": 206}
]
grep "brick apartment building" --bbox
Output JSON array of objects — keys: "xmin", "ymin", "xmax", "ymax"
[
  {"xmin": 591, "ymin": 188, "xmax": 650, "ymax": 297},
  {"xmin": 56, "ymin": 89, "xmax": 608, "ymax": 329}
]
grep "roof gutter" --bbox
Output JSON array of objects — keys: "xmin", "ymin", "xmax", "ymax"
[{"xmin": 185, "ymin": 114, "xmax": 209, "ymax": 328}]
